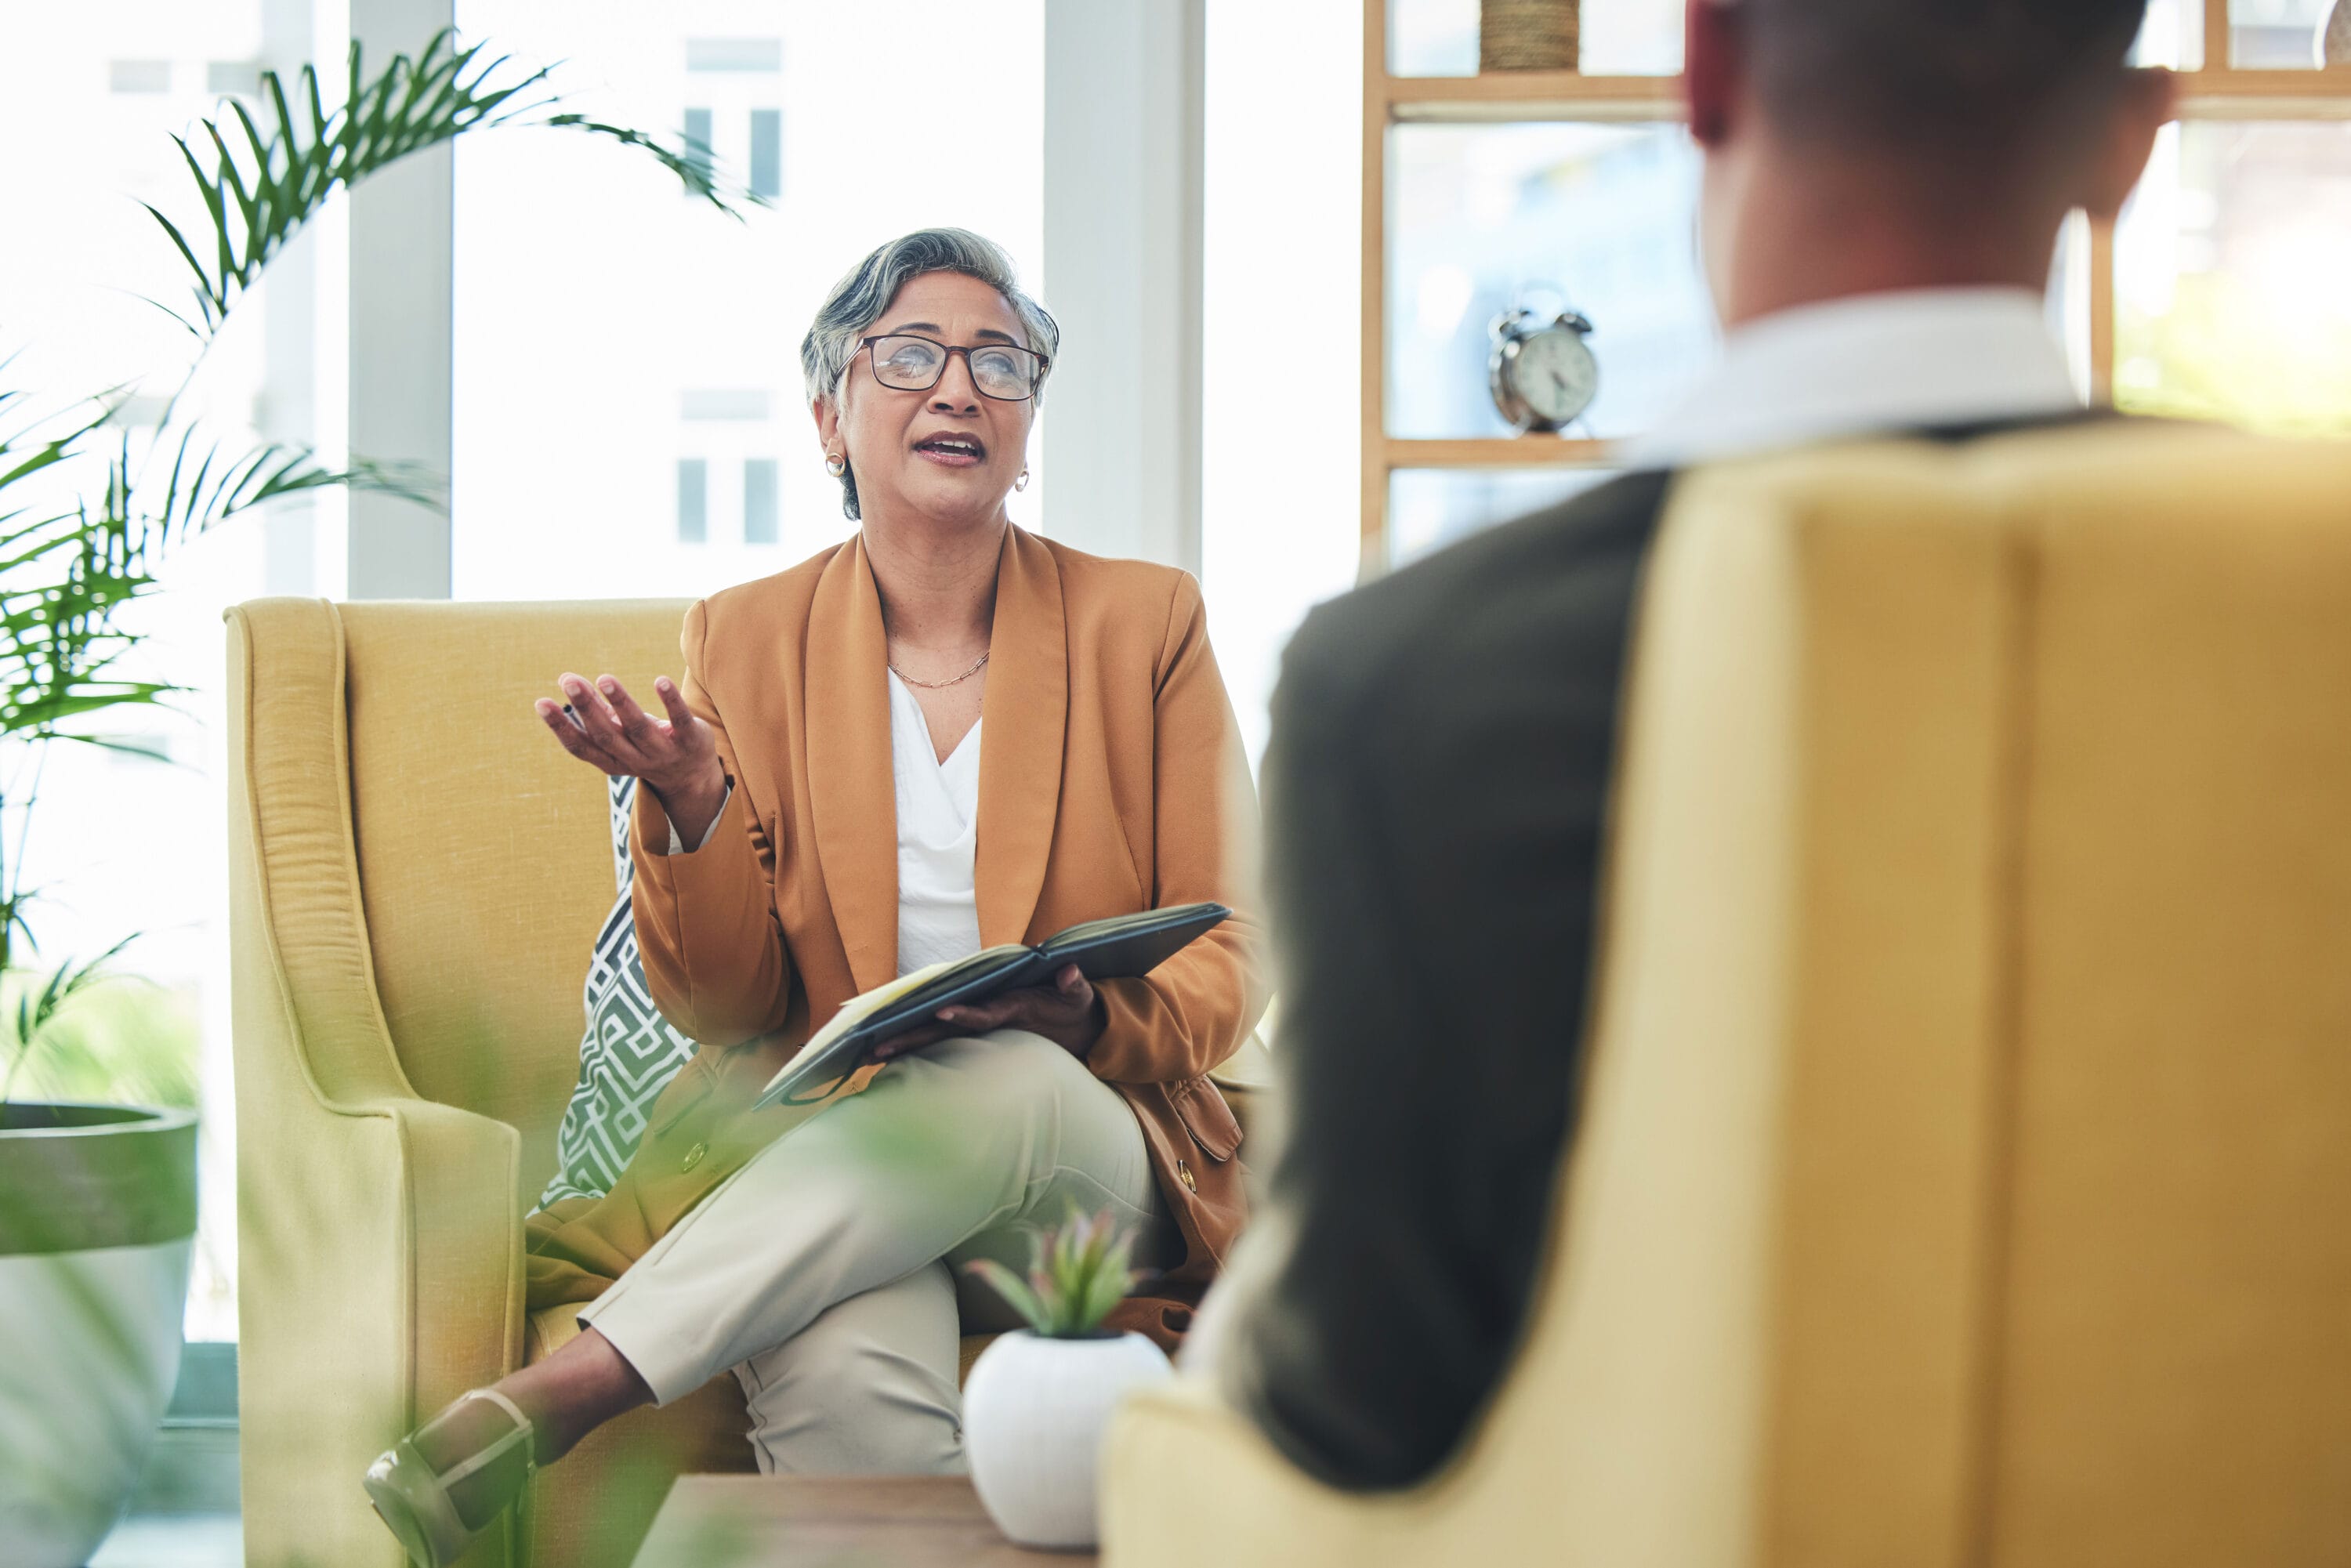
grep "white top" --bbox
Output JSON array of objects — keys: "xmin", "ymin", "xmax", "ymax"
[
  {"xmin": 657, "ymin": 672, "xmax": 985, "ymax": 980},
  {"xmin": 1624, "ymin": 287, "xmax": 2081, "ymax": 471},
  {"xmin": 886, "ymin": 669, "xmax": 985, "ymax": 977}
]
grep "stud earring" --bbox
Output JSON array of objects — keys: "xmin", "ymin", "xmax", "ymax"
[
  {"xmin": 824, "ymin": 451, "xmax": 846, "ymax": 478},
  {"xmin": 1013, "ymin": 469, "xmax": 1031, "ymax": 492}
]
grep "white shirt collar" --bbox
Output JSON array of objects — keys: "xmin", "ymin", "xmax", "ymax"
[{"xmin": 1625, "ymin": 287, "xmax": 2081, "ymax": 471}]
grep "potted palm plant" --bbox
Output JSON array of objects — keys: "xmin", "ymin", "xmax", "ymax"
[
  {"xmin": 962, "ymin": 1208, "xmax": 1176, "ymax": 1550},
  {"xmin": 0, "ymin": 31, "xmax": 744, "ymax": 1566}
]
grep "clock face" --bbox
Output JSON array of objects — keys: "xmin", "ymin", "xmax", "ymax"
[{"xmin": 1512, "ymin": 327, "xmax": 1599, "ymax": 426}]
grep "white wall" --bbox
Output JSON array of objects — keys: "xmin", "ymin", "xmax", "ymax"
[{"xmin": 1039, "ymin": 0, "xmax": 1205, "ymax": 573}]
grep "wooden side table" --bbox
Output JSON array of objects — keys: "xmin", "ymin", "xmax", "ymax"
[{"xmin": 631, "ymin": 1475, "xmax": 1096, "ymax": 1566}]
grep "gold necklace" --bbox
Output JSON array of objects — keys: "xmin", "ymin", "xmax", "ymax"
[{"xmin": 889, "ymin": 650, "xmax": 991, "ymax": 690}]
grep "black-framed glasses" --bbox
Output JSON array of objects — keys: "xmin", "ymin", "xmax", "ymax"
[{"xmin": 857, "ymin": 334, "xmax": 1049, "ymax": 402}]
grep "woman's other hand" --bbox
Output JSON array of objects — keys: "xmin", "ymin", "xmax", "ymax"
[
  {"xmin": 872, "ymin": 964, "xmax": 1107, "ymax": 1063},
  {"xmin": 535, "ymin": 672, "xmax": 729, "ymax": 846}
]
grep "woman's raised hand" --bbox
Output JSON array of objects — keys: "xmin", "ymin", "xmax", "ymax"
[{"xmin": 535, "ymin": 674, "xmax": 730, "ymax": 844}]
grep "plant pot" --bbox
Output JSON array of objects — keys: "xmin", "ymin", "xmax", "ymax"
[
  {"xmin": 0, "ymin": 1103, "xmax": 197, "ymax": 1568},
  {"xmin": 961, "ymin": 1329, "xmax": 1172, "ymax": 1549}
]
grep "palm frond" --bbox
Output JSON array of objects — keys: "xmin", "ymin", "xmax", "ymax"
[
  {"xmin": 150, "ymin": 28, "xmax": 758, "ymax": 336},
  {"xmin": 544, "ymin": 114, "xmax": 746, "ymax": 215}
]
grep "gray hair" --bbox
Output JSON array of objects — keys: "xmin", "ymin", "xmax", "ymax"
[{"xmin": 800, "ymin": 228, "xmax": 1060, "ymax": 520}]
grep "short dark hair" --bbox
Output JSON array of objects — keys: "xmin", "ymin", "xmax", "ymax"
[{"xmin": 1744, "ymin": 0, "xmax": 2148, "ymax": 156}]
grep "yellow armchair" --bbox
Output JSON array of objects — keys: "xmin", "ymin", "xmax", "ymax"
[
  {"xmin": 1103, "ymin": 425, "xmax": 2351, "ymax": 1568},
  {"xmin": 226, "ymin": 592, "xmax": 1281, "ymax": 1568}
]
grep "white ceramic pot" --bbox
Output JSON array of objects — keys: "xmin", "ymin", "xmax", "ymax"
[
  {"xmin": 961, "ymin": 1329, "xmax": 1172, "ymax": 1549},
  {"xmin": 0, "ymin": 1104, "xmax": 197, "ymax": 1568}
]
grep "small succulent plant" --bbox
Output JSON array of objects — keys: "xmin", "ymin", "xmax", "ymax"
[{"xmin": 965, "ymin": 1205, "xmax": 1149, "ymax": 1338}]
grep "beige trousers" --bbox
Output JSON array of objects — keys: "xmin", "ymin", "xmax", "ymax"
[{"xmin": 578, "ymin": 1028, "xmax": 1170, "ymax": 1474}]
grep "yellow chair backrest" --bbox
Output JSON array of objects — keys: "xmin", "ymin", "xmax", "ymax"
[
  {"xmin": 1103, "ymin": 422, "xmax": 2351, "ymax": 1568},
  {"xmin": 239, "ymin": 596, "xmax": 689, "ymax": 1206}
]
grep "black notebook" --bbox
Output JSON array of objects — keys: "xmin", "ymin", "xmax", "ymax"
[{"xmin": 754, "ymin": 901, "xmax": 1230, "ymax": 1110}]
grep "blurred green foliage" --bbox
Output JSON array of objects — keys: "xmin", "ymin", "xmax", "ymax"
[
  {"xmin": 0, "ymin": 970, "xmax": 199, "ymax": 1108},
  {"xmin": 2117, "ymin": 273, "xmax": 2351, "ymax": 438}
]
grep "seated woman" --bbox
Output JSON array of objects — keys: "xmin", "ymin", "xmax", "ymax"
[{"xmin": 361, "ymin": 227, "xmax": 1267, "ymax": 1568}]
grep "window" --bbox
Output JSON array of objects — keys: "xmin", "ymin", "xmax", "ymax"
[
  {"xmin": 683, "ymin": 105, "xmax": 713, "ymax": 183},
  {"xmin": 744, "ymin": 457, "xmax": 779, "ymax": 544},
  {"xmin": 1386, "ymin": 123, "xmax": 1716, "ymax": 443},
  {"xmin": 108, "ymin": 59, "xmax": 172, "ymax": 93},
  {"xmin": 678, "ymin": 458, "xmax": 708, "ymax": 542},
  {"xmin": 1363, "ymin": 0, "xmax": 2351, "ymax": 579},
  {"xmin": 751, "ymin": 108, "xmax": 782, "ymax": 200},
  {"xmin": 2117, "ymin": 121, "xmax": 2351, "ymax": 436},
  {"xmin": 1389, "ymin": 467, "xmax": 1615, "ymax": 567},
  {"xmin": 451, "ymin": 2, "xmax": 1045, "ymax": 602},
  {"xmin": 687, "ymin": 38, "xmax": 784, "ymax": 73}
]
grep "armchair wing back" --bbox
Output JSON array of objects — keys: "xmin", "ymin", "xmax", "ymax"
[
  {"xmin": 1103, "ymin": 425, "xmax": 2351, "ymax": 1568},
  {"xmin": 227, "ymin": 596, "xmax": 703, "ymax": 1568}
]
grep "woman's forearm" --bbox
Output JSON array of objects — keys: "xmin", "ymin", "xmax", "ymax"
[
  {"xmin": 630, "ymin": 603, "xmax": 795, "ymax": 1045},
  {"xmin": 646, "ymin": 758, "xmax": 730, "ymax": 853},
  {"xmin": 630, "ymin": 779, "xmax": 795, "ymax": 1046}
]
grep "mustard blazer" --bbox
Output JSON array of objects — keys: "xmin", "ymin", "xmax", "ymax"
[{"xmin": 526, "ymin": 524, "xmax": 1270, "ymax": 1349}]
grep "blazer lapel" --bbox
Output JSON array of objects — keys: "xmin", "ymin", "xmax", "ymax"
[
  {"xmin": 976, "ymin": 525, "xmax": 1067, "ymax": 947},
  {"xmin": 803, "ymin": 536, "xmax": 899, "ymax": 994}
]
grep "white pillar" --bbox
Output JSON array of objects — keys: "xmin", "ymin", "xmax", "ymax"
[
  {"xmin": 259, "ymin": 0, "xmax": 317, "ymax": 597},
  {"xmin": 1041, "ymin": 0, "xmax": 1206, "ymax": 574},
  {"xmin": 346, "ymin": 0, "xmax": 454, "ymax": 599}
]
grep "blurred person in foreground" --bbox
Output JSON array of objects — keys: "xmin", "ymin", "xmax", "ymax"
[{"xmin": 1193, "ymin": 0, "xmax": 2174, "ymax": 1490}]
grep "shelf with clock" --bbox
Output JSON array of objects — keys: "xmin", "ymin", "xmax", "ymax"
[
  {"xmin": 1359, "ymin": 0, "xmax": 2351, "ymax": 578},
  {"xmin": 1360, "ymin": 0, "xmax": 1712, "ymax": 577}
]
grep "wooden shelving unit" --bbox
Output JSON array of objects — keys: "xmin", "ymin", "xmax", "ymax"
[{"xmin": 1359, "ymin": 0, "xmax": 2351, "ymax": 578}]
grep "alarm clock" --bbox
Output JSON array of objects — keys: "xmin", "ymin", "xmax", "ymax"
[{"xmin": 1488, "ymin": 307, "xmax": 1599, "ymax": 434}]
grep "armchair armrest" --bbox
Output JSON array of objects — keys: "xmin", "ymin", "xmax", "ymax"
[
  {"xmin": 1101, "ymin": 1379, "xmax": 1378, "ymax": 1568},
  {"xmin": 227, "ymin": 599, "xmax": 527, "ymax": 1568}
]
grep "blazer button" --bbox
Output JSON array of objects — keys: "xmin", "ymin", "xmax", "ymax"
[
  {"xmin": 681, "ymin": 1140, "xmax": 708, "ymax": 1173},
  {"xmin": 1177, "ymin": 1157, "xmax": 1196, "ymax": 1193}
]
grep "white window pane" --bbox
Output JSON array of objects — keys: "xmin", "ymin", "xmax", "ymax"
[
  {"xmin": 750, "ymin": 107, "xmax": 781, "ymax": 200},
  {"xmin": 678, "ymin": 458, "xmax": 708, "ymax": 542},
  {"xmin": 2134, "ymin": 0, "xmax": 2208, "ymax": 68},
  {"xmin": 2116, "ymin": 121, "xmax": 2351, "ymax": 436},
  {"xmin": 451, "ymin": 1, "xmax": 1045, "ymax": 601},
  {"xmin": 1389, "ymin": 466, "xmax": 1615, "ymax": 567},
  {"xmin": 108, "ymin": 59, "xmax": 172, "ymax": 93},
  {"xmin": 686, "ymin": 38, "xmax": 783, "ymax": 73},
  {"xmin": 1388, "ymin": 123, "xmax": 1719, "ymax": 441},
  {"xmin": 2231, "ymin": 0, "xmax": 2338, "ymax": 67},
  {"xmin": 744, "ymin": 457, "xmax": 778, "ymax": 544}
]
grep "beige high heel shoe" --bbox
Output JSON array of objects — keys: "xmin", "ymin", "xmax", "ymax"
[{"xmin": 362, "ymin": 1387, "xmax": 537, "ymax": 1568}]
